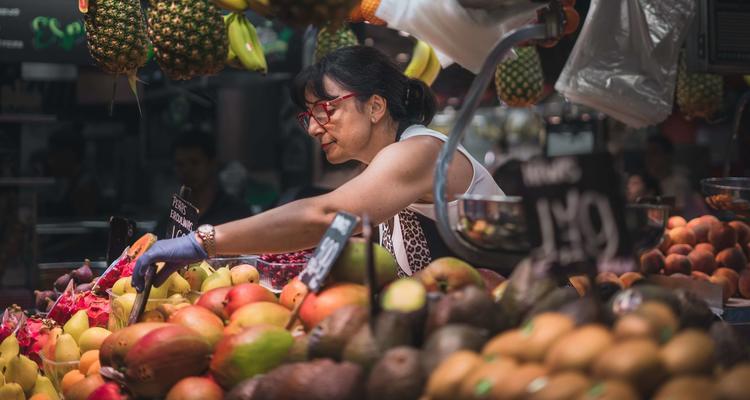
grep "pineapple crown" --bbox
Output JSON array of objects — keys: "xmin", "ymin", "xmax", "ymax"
[{"xmin": 292, "ymin": 45, "xmax": 436, "ymax": 139}]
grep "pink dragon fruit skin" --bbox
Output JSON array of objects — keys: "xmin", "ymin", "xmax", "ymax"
[
  {"xmin": 47, "ymin": 291, "xmax": 110, "ymax": 328},
  {"xmin": 17, "ymin": 317, "xmax": 58, "ymax": 366},
  {"xmin": 95, "ymin": 257, "xmax": 135, "ymax": 292},
  {"xmin": 0, "ymin": 305, "xmax": 25, "ymax": 343}
]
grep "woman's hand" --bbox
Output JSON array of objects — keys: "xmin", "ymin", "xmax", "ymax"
[{"xmin": 131, "ymin": 234, "xmax": 208, "ymax": 291}]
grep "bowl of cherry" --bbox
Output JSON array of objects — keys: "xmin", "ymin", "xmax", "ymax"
[{"xmin": 256, "ymin": 251, "xmax": 313, "ymax": 293}]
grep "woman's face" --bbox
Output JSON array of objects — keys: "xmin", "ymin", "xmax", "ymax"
[{"xmin": 304, "ymin": 76, "xmax": 373, "ymax": 164}]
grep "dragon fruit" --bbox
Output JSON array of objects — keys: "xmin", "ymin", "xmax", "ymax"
[
  {"xmin": 48, "ymin": 290, "xmax": 110, "ymax": 328},
  {"xmin": 0, "ymin": 305, "xmax": 26, "ymax": 343},
  {"xmin": 16, "ymin": 317, "xmax": 58, "ymax": 366},
  {"xmin": 95, "ymin": 256, "xmax": 136, "ymax": 293}
]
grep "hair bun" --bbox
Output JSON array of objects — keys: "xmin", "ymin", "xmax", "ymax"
[{"xmin": 405, "ymin": 78, "xmax": 437, "ymax": 126}]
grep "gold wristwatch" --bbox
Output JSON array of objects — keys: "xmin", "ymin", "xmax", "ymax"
[{"xmin": 196, "ymin": 224, "xmax": 216, "ymax": 258}]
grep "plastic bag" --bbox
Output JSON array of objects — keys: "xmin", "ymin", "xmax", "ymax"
[
  {"xmin": 555, "ymin": 0, "xmax": 696, "ymax": 128},
  {"xmin": 375, "ymin": 0, "xmax": 541, "ymax": 73}
]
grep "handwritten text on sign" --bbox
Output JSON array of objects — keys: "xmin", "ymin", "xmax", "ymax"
[
  {"xmin": 299, "ymin": 212, "xmax": 358, "ymax": 292},
  {"xmin": 166, "ymin": 194, "xmax": 199, "ymax": 239},
  {"xmin": 519, "ymin": 154, "xmax": 629, "ymax": 271}
]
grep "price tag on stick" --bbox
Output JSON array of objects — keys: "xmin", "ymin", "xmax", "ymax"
[
  {"xmin": 517, "ymin": 153, "xmax": 631, "ymax": 277},
  {"xmin": 106, "ymin": 216, "xmax": 136, "ymax": 265},
  {"xmin": 285, "ymin": 211, "xmax": 359, "ymax": 330},
  {"xmin": 130, "ymin": 186, "xmax": 196, "ymax": 326},
  {"xmin": 362, "ymin": 214, "xmax": 380, "ymax": 318}
]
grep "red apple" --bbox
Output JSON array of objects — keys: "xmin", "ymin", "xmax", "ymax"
[
  {"xmin": 414, "ymin": 257, "xmax": 484, "ymax": 293},
  {"xmin": 196, "ymin": 287, "xmax": 232, "ymax": 321},
  {"xmin": 299, "ymin": 283, "xmax": 368, "ymax": 329},
  {"xmin": 223, "ymin": 283, "xmax": 277, "ymax": 317}
]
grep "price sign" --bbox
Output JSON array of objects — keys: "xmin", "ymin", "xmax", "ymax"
[
  {"xmin": 518, "ymin": 153, "xmax": 630, "ymax": 275},
  {"xmin": 299, "ymin": 212, "xmax": 358, "ymax": 293},
  {"xmin": 166, "ymin": 194, "xmax": 199, "ymax": 239}
]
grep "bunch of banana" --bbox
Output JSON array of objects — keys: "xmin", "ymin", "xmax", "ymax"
[
  {"xmin": 225, "ymin": 12, "xmax": 268, "ymax": 74},
  {"xmin": 212, "ymin": 0, "xmax": 271, "ymax": 15},
  {"xmin": 404, "ymin": 40, "xmax": 441, "ymax": 86}
]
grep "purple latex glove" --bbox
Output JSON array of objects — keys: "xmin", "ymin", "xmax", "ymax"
[{"xmin": 132, "ymin": 234, "xmax": 208, "ymax": 292}]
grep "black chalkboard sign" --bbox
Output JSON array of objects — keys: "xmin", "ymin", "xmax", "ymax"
[
  {"xmin": 166, "ymin": 193, "xmax": 199, "ymax": 239},
  {"xmin": 518, "ymin": 153, "xmax": 630, "ymax": 274},
  {"xmin": 0, "ymin": 0, "xmax": 91, "ymax": 64},
  {"xmin": 299, "ymin": 211, "xmax": 358, "ymax": 293}
]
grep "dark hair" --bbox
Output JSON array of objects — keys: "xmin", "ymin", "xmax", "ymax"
[
  {"xmin": 172, "ymin": 131, "xmax": 216, "ymax": 159},
  {"xmin": 291, "ymin": 45, "xmax": 437, "ymax": 139}
]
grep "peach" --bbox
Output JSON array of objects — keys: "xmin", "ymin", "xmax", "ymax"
[
  {"xmin": 667, "ymin": 216, "xmax": 687, "ymax": 229},
  {"xmin": 568, "ymin": 275, "xmax": 590, "ymax": 297},
  {"xmin": 729, "ymin": 221, "xmax": 750, "ymax": 245},
  {"xmin": 700, "ymin": 214, "xmax": 721, "ymax": 226},
  {"xmin": 709, "ymin": 223, "xmax": 737, "ymax": 252},
  {"xmin": 738, "ymin": 269, "xmax": 750, "ymax": 299},
  {"xmin": 667, "ymin": 244, "xmax": 693, "ymax": 256},
  {"xmin": 713, "ymin": 268, "xmax": 739, "ymax": 298},
  {"xmin": 596, "ymin": 272, "xmax": 623, "ymax": 289},
  {"xmin": 640, "ymin": 249, "xmax": 665, "ymax": 275},
  {"xmin": 620, "ymin": 272, "xmax": 644, "ymax": 288},
  {"xmin": 716, "ymin": 247, "xmax": 748, "ymax": 272},
  {"xmin": 686, "ymin": 218, "xmax": 710, "ymax": 243},
  {"xmin": 690, "ymin": 270, "xmax": 711, "ymax": 281},
  {"xmin": 664, "ymin": 254, "xmax": 692, "ymax": 276},
  {"xmin": 659, "ymin": 233, "xmax": 673, "ymax": 254},
  {"xmin": 710, "ymin": 274, "xmax": 732, "ymax": 303},
  {"xmin": 688, "ymin": 250, "xmax": 717, "ymax": 274},
  {"xmin": 694, "ymin": 243, "xmax": 715, "ymax": 254},
  {"xmin": 669, "ymin": 226, "xmax": 696, "ymax": 246}
]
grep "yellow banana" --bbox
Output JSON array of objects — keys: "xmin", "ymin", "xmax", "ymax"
[
  {"xmin": 238, "ymin": 15, "xmax": 267, "ymax": 73},
  {"xmin": 227, "ymin": 14, "xmax": 265, "ymax": 73},
  {"xmin": 404, "ymin": 40, "xmax": 430, "ymax": 79},
  {"xmin": 419, "ymin": 45, "xmax": 441, "ymax": 86},
  {"xmin": 211, "ymin": 0, "xmax": 248, "ymax": 12},
  {"xmin": 223, "ymin": 13, "xmax": 242, "ymax": 68}
]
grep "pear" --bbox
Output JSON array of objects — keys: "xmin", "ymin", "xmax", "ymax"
[
  {"xmin": 215, "ymin": 266, "xmax": 231, "ymax": 279},
  {"xmin": 0, "ymin": 368, "xmax": 4, "ymax": 385},
  {"xmin": 198, "ymin": 261, "xmax": 214, "ymax": 276},
  {"xmin": 111, "ymin": 277, "xmax": 134, "ymax": 296},
  {"xmin": 230, "ymin": 264, "xmax": 260, "ymax": 285},
  {"xmin": 0, "ymin": 382, "xmax": 24, "ymax": 400},
  {"xmin": 5, "ymin": 354, "xmax": 38, "ymax": 393},
  {"xmin": 111, "ymin": 293, "xmax": 137, "ymax": 324},
  {"xmin": 31, "ymin": 375, "xmax": 60, "ymax": 400},
  {"xmin": 149, "ymin": 277, "xmax": 171, "ymax": 299},
  {"xmin": 63, "ymin": 310, "xmax": 90, "ymax": 344},
  {"xmin": 0, "ymin": 335, "xmax": 20, "ymax": 371},
  {"xmin": 200, "ymin": 271, "xmax": 232, "ymax": 292},
  {"xmin": 54, "ymin": 334, "xmax": 80, "ymax": 363},
  {"xmin": 183, "ymin": 266, "xmax": 208, "ymax": 291},
  {"xmin": 168, "ymin": 273, "xmax": 191, "ymax": 295},
  {"xmin": 78, "ymin": 327, "xmax": 111, "ymax": 353}
]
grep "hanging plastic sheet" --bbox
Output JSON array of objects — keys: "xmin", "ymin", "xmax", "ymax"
[{"xmin": 555, "ymin": 0, "xmax": 696, "ymax": 128}]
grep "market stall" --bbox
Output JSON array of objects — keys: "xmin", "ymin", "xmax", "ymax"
[{"xmin": 2, "ymin": 0, "xmax": 750, "ymax": 399}]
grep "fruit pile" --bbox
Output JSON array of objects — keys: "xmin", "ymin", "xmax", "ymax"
[{"xmin": 639, "ymin": 215, "xmax": 750, "ymax": 302}]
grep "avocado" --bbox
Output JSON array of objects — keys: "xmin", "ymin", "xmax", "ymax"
[
  {"xmin": 307, "ymin": 305, "xmax": 368, "ymax": 361},
  {"xmin": 420, "ymin": 324, "xmax": 489, "ymax": 374},
  {"xmin": 674, "ymin": 289, "xmax": 714, "ymax": 330},
  {"xmin": 524, "ymin": 286, "xmax": 581, "ymax": 321},
  {"xmin": 246, "ymin": 360, "xmax": 365, "ymax": 400},
  {"xmin": 342, "ymin": 325, "xmax": 380, "ymax": 371},
  {"xmin": 424, "ymin": 286, "xmax": 502, "ymax": 336},
  {"xmin": 709, "ymin": 321, "xmax": 749, "ymax": 370},
  {"xmin": 366, "ymin": 347, "xmax": 424, "ymax": 400}
]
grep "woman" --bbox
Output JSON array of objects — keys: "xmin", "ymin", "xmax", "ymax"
[{"xmin": 132, "ymin": 46, "xmax": 504, "ymax": 290}]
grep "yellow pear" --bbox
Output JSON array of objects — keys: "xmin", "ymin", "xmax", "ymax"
[
  {"xmin": 31, "ymin": 375, "xmax": 60, "ymax": 400},
  {"xmin": 54, "ymin": 334, "xmax": 80, "ymax": 363},
  {"xmin": 63, "ymin": 310, "xmax": 89, "ymax": 344},
  {"xmin": 0, "ymin": 382, "xmax": 24, "ymax": 400},
  {"xmin": 230, "ymin": 264, "xmax": 260, "ymax": 285},
  {"xmin": 215, "ymin": 266, "xmax": 231, "ymax": 279},
  {"xmin": 77, "ymin": 327, "xmax": 111, "ymax": 353},
  {"xmin": 168, "ymin": 273, "xmax": 191, "ymax": 295},
  {"xmin": 111, "ymin": 293, "xmax": 136, "ymax": 323},
  {"xmin": 0, "ymin": 368, "xmax": 4, "ymax": 385},
  {"xmin": 0, "ymin": 335, "xmax": 20, "ymax": 370},
  {"xmin": 198, "ymin": 261, "xmax": 214, "ymax": 276},
  {"xmin": 200, "ymin": 271, "xmax": 232, "ymax": 292},
  {"xmin": 5, "ymin": 354, "xmax": 38, "ymax": 393},
  {"xmin": 111, "ymin": 277, "xmax": 135, "ymax": 296}
]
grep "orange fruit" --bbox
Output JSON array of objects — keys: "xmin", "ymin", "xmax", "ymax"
[
  {"xmin": 79, "ymin": 350, "xmax": 100, "ymax": 374},
  {"xmin": 87, "ymin": 360, "xmax": 101, "ymax": 376},
  {"xmin": 62, "ymin": 369, "xmax": 86, "ymax": 393}
]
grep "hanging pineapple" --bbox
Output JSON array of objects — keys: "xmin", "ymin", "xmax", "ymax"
[
  {"xmin": 494, "ymin": 46, "xmax": 544, "ymax": 108},
  {"xmin": 676, "ymin": 51, "xmax": 723, "ymax": 120},
  {"xmin": 147, "ymin": 0, "xmax": 227, "ymax": 80},
  {"xmin": 268, "ymin": 0, "xmax": 358, "ymax": 28},
  {"xmin": 314, "ymin": 24, "xmax": 358, "ymax": 62},
  {"xmin": 84, "ymin": 0, "xmax": 150, "ymax": 78}
]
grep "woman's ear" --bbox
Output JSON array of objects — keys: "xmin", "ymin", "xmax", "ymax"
[{"xmin": 368, "ymin": 94, "xmax": 387, "ymax": 124}]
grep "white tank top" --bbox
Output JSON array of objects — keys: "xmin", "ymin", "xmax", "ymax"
[{"xmin": 379, "ymin": 125, "xmax": 505, "ymax": 276}]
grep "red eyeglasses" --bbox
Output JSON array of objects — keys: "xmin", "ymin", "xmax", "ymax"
[{"xmin": 297, "ymin": 93, "xmax": 358, "ymax": 131}]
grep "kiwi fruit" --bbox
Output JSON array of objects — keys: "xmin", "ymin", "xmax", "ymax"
[
  {"xmin": 660, "ymin": 329, "xmax": 716, "ymax": 375},
  {"xmin": 717, "ymin": 363, "xmax": 750, "ymax": 400},
  {"xmin": 546, "ymin": 324, "xmax": 614, "ymax": 372},
  {"xmin": 579, "ymin": 380, "xmax": 640, "ymax": 400},
  {"xmin": 424, "ymin": 350, "xmax": 483, "ymax": 400},
  {"xmin": 652, "ymin": 376, "xmax": 716, "ymax": 400},
  {"xmin": 592, "ymin": 338, "xmax": 666, "ymax": 395},
  {"xmin": 482, "ymin": 329, "xmax": 526, "ymax": 360},
  {"xmin": 709, "ymin": 322, "xmax": 749, "ymax": 370},
  {"xmin": 457, "ymin": 357, "xmax": 519, "ymax": 400},
  {"xmin": 526, "ymin": 371, "xmax": 590, "ymax": 400},
  {"xmin": 517, "ymin": 312, "xmax": 575, "ymax": 363}
]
